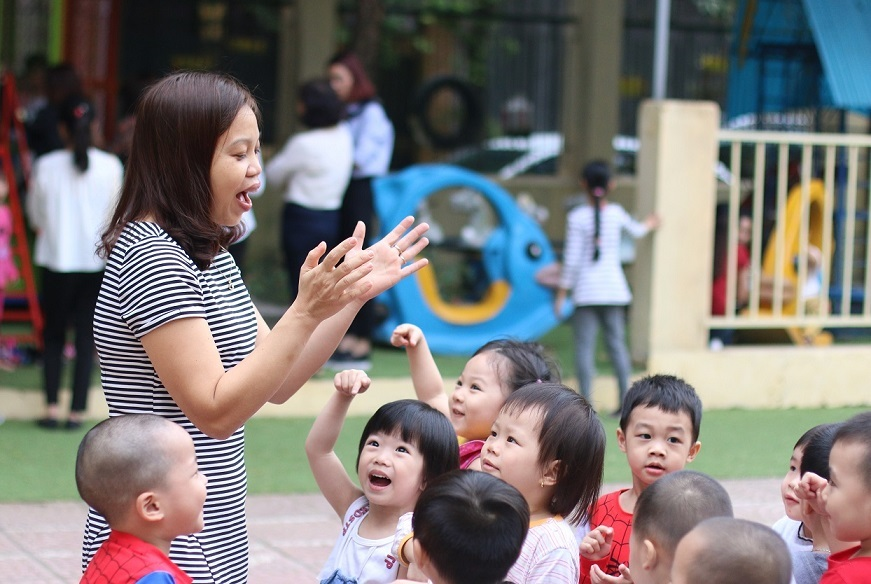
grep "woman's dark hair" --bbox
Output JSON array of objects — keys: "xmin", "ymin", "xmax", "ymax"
[
  {"xmin": 357, "ymin": 399, "xmax": 459, "ymax": 486},
  {"xmin": 472, "ymin": 338, "xmax": 560, "ymax": 393},
  {"xmin": 413, "ymin": 470, "xmax": 529, "ymax": 584},
  {"xmin": 58, "ymin": 97, "xmax": 94, "ymax": 173},
  {"xmin": 329, "ymin": 51, "xmax": 377, "ymax": 102},
  {"xmin": 502, "ymin": 383, "xmax": 605, "ymax": 523},
  {"xmin": 45, "ymin": 62, "xmax": 83, "ymax": 105},
  {"xmin": 99, "ymin": 71, "xmax": 260, "ymax": 269},
  {"xmin": 582, "ymin": 159, "xmax": 611, "ymax": 262},
  {"xmin": 799, "ymin": 423, "xmax": 842, "ymax": 480},
  {"xmin": 298, "ymin": 78, "xmax": 345, "ymax": 129}
]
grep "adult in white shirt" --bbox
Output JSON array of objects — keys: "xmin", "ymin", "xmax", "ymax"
[
  {"xmin": 327, "ymin": 51, "xmax": 395, "ymax": 369},
  {"xmin": 265, "ymin": 78, "xmax": 353, "ymax": 302},
  {"xmin": 26, "ymin": 97, "xmax": 123, "ymax": 429}
]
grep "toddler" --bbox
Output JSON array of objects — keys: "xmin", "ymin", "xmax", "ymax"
[
  {"xmin": 580, "ymin": 374, "xmax": 702, "ymax": 583},
  {"xmin": 77, "ymin": 414, "xmax": 207, "ymax": 583},
  {"xmin": 628, "ymin": 470, "xmax": 733, "ymax": 584},
  {"xmin": 393, "ymin": 470, "xmax": 529, "ymax": 584},
  {"xmin": 799, "ymin": 411, "xmax": 871, "ymax": 583},
  {"xmin": 672, "ymin": 517, "xmax": 792, "ymax": 584},
  {"xmin": 306, "ymin": 369, "xmax": 459, "ymax": 583},
  {"xmin": 773, "ymin": 425, "xmax": 825, "ymax": 554},
  {"xmin": 391, "ymin": 323, "xmax": 558, "ymax": 469},
  {"xmin": 481, "ymin": 381, "xmax": 606, "ymax": 583}
]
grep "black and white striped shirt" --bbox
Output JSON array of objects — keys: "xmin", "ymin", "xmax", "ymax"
[{"xmin": 86, "ymin": 222, "xmax": 257, "ymax": 583}]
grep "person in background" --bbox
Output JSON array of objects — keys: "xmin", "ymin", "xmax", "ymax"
[
  {"xmin": 265, "ymin": 78, "xmax": 352, "ymax": 301},
  {"xmin": 26, "ymin": 97, "xmax": 123, "ymax": 430},
  {"xmin": 554, "ymin": 160, "xmax": 659, "ymax": 412},
  {"xmin": 25, "ymin": 62, "xmax": 86, "ymax": 158},
  {"xmin": 327, "ymin": 50, "xmax": 395, "ymax": 370}
]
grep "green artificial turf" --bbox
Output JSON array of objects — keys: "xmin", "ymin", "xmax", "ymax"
[{"xmin": 0, "ymin": 406, "xmax": 865, "ymax": 503}]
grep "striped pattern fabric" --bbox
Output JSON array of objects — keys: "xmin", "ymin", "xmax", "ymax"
[
  {"xmin": 505, "ymin": 516, "xmax": 580, "ymax": 584},
  {"xmin": 559, "ymin": 203, "xmax": 649, "ymax": 306},
  {"xmin": 85, "ymin": 222, "xmax": 257, "ymax": 583}
]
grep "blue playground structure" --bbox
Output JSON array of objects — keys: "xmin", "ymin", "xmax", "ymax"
[{"xmin": 372, "ymin": 164, "xmax": 567, "ymax": 355}]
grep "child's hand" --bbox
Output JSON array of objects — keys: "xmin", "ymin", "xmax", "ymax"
[
  {"xmin": 333, "ymin": 369, "xmax": 371, "ymax": 396},
  {"xmin": 391, "ymin": 323, "xmax": 424, "ymax": 349},
  {"xmin": 797, "ymin": 472, "xmax": 828, "ymax": 504},
  {"xmin": 590, "ymin": 564, "xmax": 633, "ymax": 584},
  {"xmin": 580, "ymin": 525, "xmax": 614, "ymax": 561},
  {"xmin": 644, "ymin": 213, "xmax": 661, "ymax": 230}
]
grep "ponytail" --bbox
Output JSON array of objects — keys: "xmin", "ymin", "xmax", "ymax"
[
  {"xmin": 581, "ymin": 160, "xmax": 611, "ymax": 262},
  {"xmin": 58, "ymin": 98, "xmax": 93, "ymax": 173}
]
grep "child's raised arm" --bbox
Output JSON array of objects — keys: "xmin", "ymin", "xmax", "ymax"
[
  {"xmin": 304, "ymin": 370, "xmax": 371, "ymax": 519},
  {"xmin": 390, "ymin": 323, "xmax": 448, "ymax": 417}
]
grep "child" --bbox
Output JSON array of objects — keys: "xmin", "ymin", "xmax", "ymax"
[
  {"xmin": 391, "ymin": 323, "xmax": 559, "ymax": 470},
  {"xmin": 799, "ymin": 411, "xmax": 871, "ymax": 583},
  {"xmin": 77, "ymin": 414, "xmax": 207, "ymax": 583},
  {"xmin": 393, "ymin": 469, "xmax": 529, "ymax": 584},
  {"xmin": 305, "ymin": 369, "xmax": 459, "ymax": 584},
  {"xmin": 772, "ymin": 425, "xmax": 825, "ymax": 555},
  {"xmin": 480, "ymin": 381, "xmax": 606, "ymax": 583},
  {"xmin": 554, "ymin": 159, "xmax": 660, "ymax": 410},
  {"xmin": 791, "ymin": 423, "xmax": 848, "ymax": 584},
  {"xmin": 579, "ymin": 374, "xmax": 702, "ymax": 583},
  {"xmin": 628, "ymin": 470, "xmax": 733, "ymax": 584},
  {"xmin": 671, "ymin": 517, "xmax": 792, "ymax": 584}
]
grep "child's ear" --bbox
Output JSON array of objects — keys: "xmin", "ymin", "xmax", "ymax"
[
  {"xmin": 413, "ymin": 539, "xmax": 431, "ymax": 575},
  {"xmin": 135, "ymin": 491, "xmax": 164, "ymax": 523},
  {"xmin": 639, "ymin": 538, "xmax": 658, "ymax": 570},
  {"xmin": 541, "ymin": 460, "xmax": 561, "ymax": 486},
  {"xmin": 616, "ymin": 427, "xmax": 627, "ymax": 453},
  {"xmin": 686, "ymin": 441, "xmax": 701, "ymax": 462}
]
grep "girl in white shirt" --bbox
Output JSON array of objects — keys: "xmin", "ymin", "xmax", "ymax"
[{"xmin": 26, "ymin": 97, "xmax": 123, "ymax": 429}]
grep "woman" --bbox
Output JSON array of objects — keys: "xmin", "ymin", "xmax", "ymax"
[
  {"xmin": 265, "ymin": 78, "xmax": 353, "ymax": 302},
  {"xmin": 327, "ymin": 51, "xmax": 395, "ymax": 369},
  {"xmin": 26, "ymin": 97, "xmax": 123, "ymax": 429},
  {"xmin": 84, "ymin": 71, "xmax": 428, "ymax": 583}
]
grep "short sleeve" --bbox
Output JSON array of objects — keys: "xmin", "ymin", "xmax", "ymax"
[{"xmin": 117, "ymin": 236, "xmax": 207, "ymax": 338}]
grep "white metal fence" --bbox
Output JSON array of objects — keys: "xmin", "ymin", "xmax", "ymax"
[{"xmin": 711, "ymin": 129, "xmax": 871, "ymax": 338}]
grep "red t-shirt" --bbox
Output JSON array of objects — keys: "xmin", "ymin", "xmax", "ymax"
[
  {"xmin": 81, "ymin": 530, "xmax": 193, "ymax": 584},
  {"xmin": 820, "ymin": 546, "xmax": 871, "ymax": 583},
  {"xmin": 711, "ymin": 244, "xmax": 750, "ymax": 316},
  {"xmin": 580, "ymin": 489, "xmax": 632, "ymax": 584},
  {"xmin": 458, "ymin": 439, "xmax": 484, "ymax": 470}
]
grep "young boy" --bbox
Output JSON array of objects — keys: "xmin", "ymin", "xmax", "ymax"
[
  {"xmin": 579, "ymin": 374, "xmax": 702, "ymax": 583},
  {"xmin": 628, "ymin": 470, "xmax": 733, "ymax": 584},
  {"xmin": 671, "ymin": 517, "xmax": 791, "ymax": 584},
  {"xmin": 77, "ymin": 414, "xmax": 208, "ymax": 583},
  {"xmin": 393, "ymin": 469, "xmax": 529, "ymax": 584},
  {"xmin": 800, "ymin": 410, "xmax": 871, "ymax": 583}
]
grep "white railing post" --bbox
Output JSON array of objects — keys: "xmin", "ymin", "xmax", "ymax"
[{"xmin": 630, "ymin": 100, "xmax": 720, "ymax": 363}]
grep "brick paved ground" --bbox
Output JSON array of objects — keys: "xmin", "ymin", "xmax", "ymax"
[{"xmin": 0, "ymin": 478, "xmax": 785, "ymax": 583}]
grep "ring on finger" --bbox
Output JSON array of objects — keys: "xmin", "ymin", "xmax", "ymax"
[{"xmin": 397, "ymin": 250, "xmax": 406, "ymax": 263}]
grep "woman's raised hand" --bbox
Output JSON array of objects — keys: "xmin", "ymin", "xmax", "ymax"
[{"xmin": 349, "ymin": 216, "xmax": 430, "ymax": 301}]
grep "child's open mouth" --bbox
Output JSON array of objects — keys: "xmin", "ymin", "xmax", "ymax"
[{"xmin": 368, "ymin": 472, "xmax": 392, "ymax": 488}]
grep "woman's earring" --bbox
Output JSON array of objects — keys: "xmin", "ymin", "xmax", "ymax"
[{"xmin": 540, "ymin": 478, "xmax": 545, "ymax": 488}]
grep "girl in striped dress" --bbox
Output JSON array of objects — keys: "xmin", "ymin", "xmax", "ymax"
[
  {"xmin": 554, "ymin": 160, "xmax": 660, "ymax": 413},
  {"xmin": 85, "ymin": 71, "xmax": 430, "ymax": 583}
]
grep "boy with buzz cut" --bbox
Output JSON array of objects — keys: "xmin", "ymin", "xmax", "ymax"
[
  {"xmin": 798, "ymin": 410, "xmax": 871, "ymax": 583},
  {"xmin": 393, "ymin": 469, "xmax": 530, "ymax": 584},
  {"xmin": 671, "ymin": 517, "xmax": 792, "ymax": 584},
  {"xmin": 579, "ymin": 374, "xmax": 702, "ymax": 584},
  {"xmin": 628, "ymin": 470, "xmax": 734, "ymax": 584},
  {"xmin": 77, "ymin": 414, "xmax": 208, "ymax": 583}
]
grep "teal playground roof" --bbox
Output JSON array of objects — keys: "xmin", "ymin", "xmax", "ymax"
[{"xmin": 727, "ymin": 0, "xmax": 871, "ymax": 123}]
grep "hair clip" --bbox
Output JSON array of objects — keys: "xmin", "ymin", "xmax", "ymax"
[{"xmin": 73, "ymin": 104, "xmax": 89, "ymax": 119}]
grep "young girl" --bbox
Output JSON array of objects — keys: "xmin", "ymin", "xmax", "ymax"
[
  {"xmin": 554, "ymin": 160, "xmax": 659, "ymax": 412},
  {"xmin": 772, "ymin": 425, "xmax": 827, "ymax": 555},
  {"xmin": 306, "ymin": 369, "xmax": 459, "ymax": 584},
  {"xmin": 391, "ymin": 323, "xmax": 559, "ymax": 470},
  {"xmin": 792, "ymin": 422, "xmax": 852, "ymax": 584},
  {"xmin": 481, "ymin": 382, "xmax": 606, "ymax": 583}
]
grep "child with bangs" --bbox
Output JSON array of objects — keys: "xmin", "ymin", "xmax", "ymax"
[
  {"xmin": 478, "ymin": 382, "xmax": 606, "ymax": 583},
  {"xmin": 579, "ymin": 374, "xmax": 702, "ymax": 583},
  {"xmin": 773, "ymin": 425, "xmax": 825, "ymax": 556},
  {"xmin": 391, "ymin": 323, "xmax": 559, "ymax": 470},
  {"xmin": 306, "ymin": 369, "xmax": 459, "ymax": 584}
]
